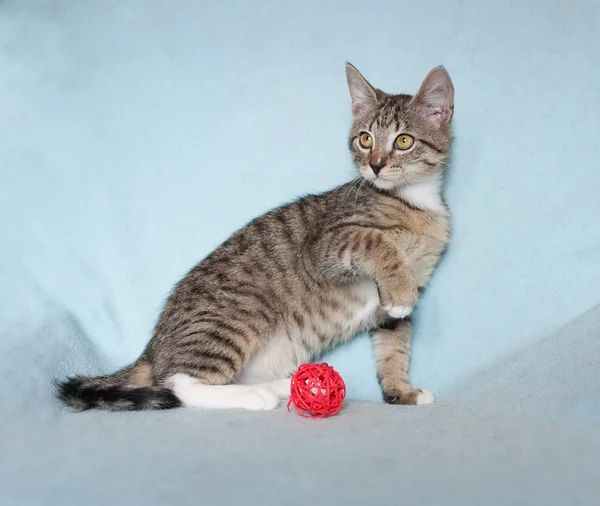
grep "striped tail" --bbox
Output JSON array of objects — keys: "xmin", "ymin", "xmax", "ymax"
[{"xmin": 55, "ymin": 362, "xmax": 182, "ymax": 412}]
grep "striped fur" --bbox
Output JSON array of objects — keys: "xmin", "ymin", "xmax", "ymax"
[{"xmin": 56, "ymin": 64, "xmax": 454, "ymax": 411}]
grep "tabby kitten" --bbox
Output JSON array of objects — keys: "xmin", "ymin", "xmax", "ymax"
[{"xmin": 57, "ymin": 63, "xmax": 454, "ymax": 411}]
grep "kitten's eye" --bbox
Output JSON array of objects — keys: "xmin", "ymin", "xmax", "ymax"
[
  {"xmin": 394, "ymin": 134, "xmax": 414, "ymax": 151},
  {"xmin": 358, "ymin": 132, "xmax": 373, "ymax": 149}
]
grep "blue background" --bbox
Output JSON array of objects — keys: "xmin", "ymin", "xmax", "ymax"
[{"xmin": 1, "ymin": 0, "xmax": 599, "ymax": 415}]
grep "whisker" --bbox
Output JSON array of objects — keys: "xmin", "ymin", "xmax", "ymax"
[
  {"xmin": 341, "ymin": 177, "xmax": 363, "ymax": 206},
  {"xmin": 324, "ymin": 178, "xmax": 357, "ymax": 203},
  {"xmin": 328, "ymin": 177, "xmax": 358, "ymax": 205},
  {"xmin": 353, "ymin": 178, "xmax": 367, "ymax": 214}
]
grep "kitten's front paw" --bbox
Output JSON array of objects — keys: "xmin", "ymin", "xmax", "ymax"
[
  {"xmin": 415, "ymin": 389, "xmax": 434, "ymax": 405},
  {"xmin": 383, "ymin": 388, "xmax": 434, "ymax": 406}
]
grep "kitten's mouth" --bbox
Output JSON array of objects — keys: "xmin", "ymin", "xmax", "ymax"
[
  {"xmin": 362, "ymin": 169, "xmax": 389, "ymax": 181},
  {"xmin": 361, "ymin": 167, "xmax": 407, "ymax": 190}
]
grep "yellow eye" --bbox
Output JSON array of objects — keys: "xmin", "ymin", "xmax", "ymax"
[
  {"xmin": 359, "ymin": 132, "xmax": 373, "ymax": 149},
  {"xmin": 394, "ymin": 134, "xmax": 414, "ymax": 151}
]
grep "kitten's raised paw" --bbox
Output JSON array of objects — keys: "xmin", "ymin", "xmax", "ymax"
[
  {"xmin": 383, "ymin": 305, "xmax": 413, "ymax": 319},
  {"xmin": 383, "ymin": 388, "xmax": 434, "ymax": 406}
]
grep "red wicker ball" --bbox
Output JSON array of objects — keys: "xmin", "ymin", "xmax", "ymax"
[{"xmin": 287, "ymin": 363, "xmax": 346, "ymax": 418}]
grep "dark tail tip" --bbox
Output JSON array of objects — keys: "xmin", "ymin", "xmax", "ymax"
[
  {"xmin": 55, "ymin": 377, "xmax": 90, "ymax": 412},
  {"xmin": 55, "ymin": 376, "xmax": 182, "ymax": 412}
]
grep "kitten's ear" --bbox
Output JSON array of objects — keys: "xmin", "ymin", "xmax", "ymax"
[
  {"xmin": 411, "ymin": 66, "xmax": 454, "ymax": 125},
  {"xmin": 346, "ymin": 63, "xmax": 380, "ymax": 117}
]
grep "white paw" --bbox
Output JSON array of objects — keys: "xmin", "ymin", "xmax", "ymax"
[
  {"xmin": 384, "ymin": 305, "xmax": 413, "ymax": 319},
  {"xmin": 416, "ymin": 389, "xmax": 434, "ymax": 405},
  {"xmin": 239, "ymin": 386, "xmax": 280, "ymax": 411}
]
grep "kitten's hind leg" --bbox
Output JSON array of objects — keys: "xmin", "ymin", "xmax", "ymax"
[
  {"xmin": 159, "ymin": 316, "xmax": 281, "ymax": 409},
  {"xmin": 370, "ymin": 319, "xmax": 434, "ymax": 405},
  {"xmin": 165, "ymin": 374, "xmax": 280, "ymax": 411},
  {"xmin": 260, "ymin": 378, "xmax": 292, "ymax": 399}
]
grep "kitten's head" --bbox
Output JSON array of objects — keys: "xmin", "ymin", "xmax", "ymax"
[{"xmin": 346, "ymin": 63, "xmax": 454, "ymax": 191}]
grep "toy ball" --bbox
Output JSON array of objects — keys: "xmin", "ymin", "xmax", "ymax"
[{"xmin": 287, "ymin": 362, "xmax": 346, "ymax": 418}]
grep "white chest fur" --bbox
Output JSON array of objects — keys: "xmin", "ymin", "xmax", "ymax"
[{"xmin": 399, "ymin": 172, "xmax": 446, "ymax": 213}]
